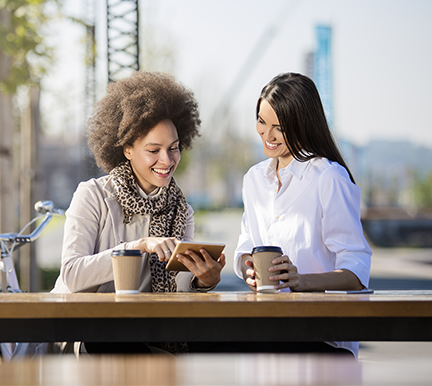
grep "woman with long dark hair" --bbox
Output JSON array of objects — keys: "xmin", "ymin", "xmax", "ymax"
[{"xmin": 234, "ymin": 72, "xmax": 372, "ymax": 358}]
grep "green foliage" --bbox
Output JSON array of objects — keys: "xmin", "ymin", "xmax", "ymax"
[
  {"xmin": 0, "ymin": 0, "xmax": 60, "ymax": 93},
  {"xmin": 40, "ymin": 267, "xmax": 59, "ymax": 291},
  {"xmin": 411, "ymin": 171, "xmax": 432, "ymax": 208},
  {"xmin": 174, "ymin": 149, "xmax": 191, "ymax": 176}
]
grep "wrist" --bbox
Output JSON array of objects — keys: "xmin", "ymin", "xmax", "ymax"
[
  {"xmin": 193, "ymin": 277, "xmax": 207, "ymax": 288},
  {"xmin": 133, "ymin": 238, "xmax": 147, "ymax": 253}
]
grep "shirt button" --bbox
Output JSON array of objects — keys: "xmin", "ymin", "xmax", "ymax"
[
  {"xmin": 276, "ymin": 216, "xmax": 280, "ymax": 219},
  {"xmin": 143, "ymin": 217, "xmax": 147, "ymax": 223}
]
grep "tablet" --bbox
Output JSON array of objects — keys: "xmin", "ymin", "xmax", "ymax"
[{"xmin": 165, "ymin": 241, "xmax": 226, "ymax": 271}]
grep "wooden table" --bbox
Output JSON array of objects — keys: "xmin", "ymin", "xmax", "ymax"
[
  {"xmin": 0, "ymin": 291, "xmax": 431, "ymax": 343},
  {"xmin": 1, "ymin": 353, "xmax": 432, "ymax": 385}
]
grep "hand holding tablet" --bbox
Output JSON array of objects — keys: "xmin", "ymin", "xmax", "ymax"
[{"xmin": 165, "ymin": 241, "xmax": 226, "ymax": 271}]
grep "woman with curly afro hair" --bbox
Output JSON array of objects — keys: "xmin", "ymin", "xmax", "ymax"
[{"xmin": 48, "ymin": 71, "xmax": 225, "ymax": 355}]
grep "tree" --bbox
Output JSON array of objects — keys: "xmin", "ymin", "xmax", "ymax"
[
  {"xmin": 0, "ymin": 0, "xmax": 59, "ymax": 290},
  {"xmin": 0, "ymin": 0, "xmax": 57, "ymax": 93},
  {"xmin": 411, "ymin": 170, "xmax": 432, "ymax": 209}
]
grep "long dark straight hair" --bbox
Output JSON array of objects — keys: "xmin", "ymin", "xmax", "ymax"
[{"xmin": 257, "ymin": 72, "xmax": 355, "ymax": 184}]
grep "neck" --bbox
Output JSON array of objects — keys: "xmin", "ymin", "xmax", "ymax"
[{"xmin": 277, "ymin": 155, "xmax": 294, "ymax": 171}]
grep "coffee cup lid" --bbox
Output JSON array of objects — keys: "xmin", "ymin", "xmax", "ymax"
[
  {"xmin": 112, "ymin": 249, "xmax": 143, "ymax": 257},
  {"xmin": 251, "ymin": 246, "xmax": 282, "ymax": 254}
]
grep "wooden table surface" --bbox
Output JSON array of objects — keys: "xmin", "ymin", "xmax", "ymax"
[
  {"xmin": 0, "ymin": 290, "xmax": 431, "ymax": 318},
  {"xmin": 0, "ymin": 291, "xmax": 431, "ymax": 342},
  {"xmin": 1, "ymin": 353, "xmax": 431, "ymax": 385}
]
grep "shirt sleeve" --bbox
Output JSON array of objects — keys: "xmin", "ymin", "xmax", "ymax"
[
  {"xmin": 233, "ymin": 175, "xmax": 255, "ymax": 279},
  {"xmin": 318, "ymin": 165, "xmax": 372, "ymax": 288},
  {"xmin": 183, "ymin": 204, "xmax": 194, "ymax": 242},
  {"xmin": 60, "ymin": 181, "xmax": 117, "ymax": 293}
]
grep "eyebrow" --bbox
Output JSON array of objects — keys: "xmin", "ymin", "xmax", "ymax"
[
  {"xmin": 144, "ymin": 139, "xmax": 180, "ymax": 147},
  {"xmin": 257, "ymin": 114, "xmax": 281, "ymax": 128}
]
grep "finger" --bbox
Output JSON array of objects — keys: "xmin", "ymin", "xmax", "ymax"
[
  {"xmin": 162, "ymin": 244, "xmax": 172, "ymax": 259},
  {"xmin": 166, "ymin": 238, "xmax": 178, "ymax": 252},
  {"xmin": 269, "ymin": 262, "xmax": 290, "ymax": 272},
  {"xmin": 217, "ymin": 253, "xmax": 226, "ymax": 268},
  {"xmin": 275, "ymin": 282, "xmax": 291, "ymax": 290},
  {"xmin": 184, "ymin": 249, "xmax": 205, "ymax": 264},
  {"xmin": 275, "ymin": 277, "xmax": 299, "ymax": 290},
  {"xmin": 272, "ymin": 254, "xmax": 290, "ymax": 265},
  {"xmin": 177, "ymin": 254, "xmax": 195, "ymax": 270},
  {"xmin": 269, "ymin": 271, "xmax": 290, "ymax": 282},
  {"xmin": 245, "ymin": 259, "xmax": 254, "ymax": 267},
  {"xmin": 246, "ymin": 268, "xmax": 255, "ymax": 278},
  {"xmin": 199, "ymin": 248, "xmax": 215, "ymax": 264},
  {"xmin": 246, "ymin": 277, "xmax": 256, "ymax": 287},
  {"xmin": 155, "ymin": 245, "xmax": 166, "ymax": 261}
]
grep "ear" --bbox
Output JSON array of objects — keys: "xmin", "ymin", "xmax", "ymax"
[{"xmin": 123, "ymin": 146, "xmax": 132, "ymax": 160}]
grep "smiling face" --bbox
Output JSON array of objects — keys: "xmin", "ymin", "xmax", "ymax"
[
  {"xmin": 256, "ymin": 99, "xmax": 293, "ymax": 169},
  {"xmin": 123, "ymin": 119, "xmax": 181, "ymax": 194}
]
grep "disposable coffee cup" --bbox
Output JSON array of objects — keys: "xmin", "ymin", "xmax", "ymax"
[
  {"xmin": 111, "ymin": 249, "xmax": 143, "ymax": 294},
  {"xmin": 252, "ymin": 246, "xmax": 283, "ymax": 293}
]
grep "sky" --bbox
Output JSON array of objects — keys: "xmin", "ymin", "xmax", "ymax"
[{"xmin": 41, "ymin": 0, "xmax": 432, "ymax": 148}]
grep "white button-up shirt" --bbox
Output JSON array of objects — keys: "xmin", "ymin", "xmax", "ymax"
[
  {"xmin": 234, "ymin": 157, "xmax": 371, "ymax": 285},
  {"xmin": 234, "ymin": 156, "xmax": 372, "ymax": 358}
]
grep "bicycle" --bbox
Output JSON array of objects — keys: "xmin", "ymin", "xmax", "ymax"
[{"xmin": 0, "ymin": 200, "xmax": 64, "ymax": 361}]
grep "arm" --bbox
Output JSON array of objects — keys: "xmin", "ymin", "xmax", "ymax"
[
  {"xmin": 269, "ymin": 255, "xmax": 363, "ymax": 292},
  {"xmin": 61, "ymin": 181, "xmax": 118, "ymax": 292},
  {"xmin": 234, "ymin": 176, "xmax": 261, "ymax": 290},
  {"xmin": 270, "ymin": 166, "xmax": 371, "ymax": 292}
]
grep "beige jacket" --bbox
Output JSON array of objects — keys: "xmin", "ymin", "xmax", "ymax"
[{"xmin": 52, "ymin": 175, "xmax": 202, "ymax": 293}]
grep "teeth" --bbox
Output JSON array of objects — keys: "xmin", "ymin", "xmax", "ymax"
[
  {"xmin": 153, "ymin": 168, "xmax": 170, "ymax": 175},
  {"xmin": 266, "ymin": 141, "xmax": 279, "ymax": 148}
]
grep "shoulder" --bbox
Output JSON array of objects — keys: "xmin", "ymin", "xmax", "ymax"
[
  {"xmin": 186, "ymin": 203, "xmax": 194, "ymax": 217},
  {"xmin": 70, "ymin": 175, "xmax": 114, "ymax": 209},
  {"xmin": 244, "ymin": 158, "xmax": 272, "ymax": 180},
  {"xmin": 308, "ymin": 157, "xmax": 352, "ymax": 184},
  {"xmin": 310, "ymin": 158, "xmax": 360, "ymax": 201},
  {"xmin": 75, "ymin": 175, "xmax": 113, "ymax": 196}
]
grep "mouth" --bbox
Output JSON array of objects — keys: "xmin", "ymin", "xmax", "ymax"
[
  {"xmin": 152, "ymin": 167, "xmax": 173, "ymax": 177},
  {"xmin": 265, "ymin": 141, "xmax": 282, "ymax": 150}
]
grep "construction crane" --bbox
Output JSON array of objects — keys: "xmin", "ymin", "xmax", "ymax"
[{"xmin": 106, "ymin": 0, "xmax": 140, "ymax": 83}]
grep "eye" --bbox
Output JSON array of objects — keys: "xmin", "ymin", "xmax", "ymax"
[
  {"xmin": 276, "ymin": 126, "xmax": 283, "ymax": 132},
  {"xmin": 147, "ymin": 149, "xmax": 159, "ymax": 154},
  {"xmin": 258, "ymin": 117, "xmax": 265, "ymax": 125},
  {"xmin": 170, "ymin": 146, "xmax": 179, "ymax": 152}
]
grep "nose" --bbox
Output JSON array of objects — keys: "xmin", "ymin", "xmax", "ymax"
[
  {"xmin": 159, "ymin": 149, "xmax": 173, "ymax": 165},
  {"xmin": 260, "ymin": 125, "xmax": 276, "ymax": 141}
]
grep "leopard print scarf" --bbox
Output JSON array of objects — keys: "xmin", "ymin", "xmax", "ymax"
[
  {"xmin": 110, "ymin": 161, "xmax": 189, "ymax": 354},
  {"xmin": 110, "ymin": 161, "xmax": 188, "ymax": 293}
]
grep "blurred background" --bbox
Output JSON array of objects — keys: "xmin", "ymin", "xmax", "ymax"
[{"xmin": 1, "ymin": 0, "xmax": 432, "ymax": 294}]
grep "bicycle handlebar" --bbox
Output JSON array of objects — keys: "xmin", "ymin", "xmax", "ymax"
[
  {"xmin": 34, "ymin": 200, "xmax": 64, "ymax": 216},
  {"xmin": 0, "ymin": 200, "xmax": 64, "ymax": 245}
]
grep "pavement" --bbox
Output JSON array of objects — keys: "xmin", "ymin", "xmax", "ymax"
[{"xmin": 36, "ymin": 208, "xmax": 432, "ymax": 363}]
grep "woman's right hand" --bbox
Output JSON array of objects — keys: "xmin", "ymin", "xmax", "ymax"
[
  {"xmin": 132, "ymin": 237, "xmax": 179, "ymax": 262},
  {"xmin": 241, "ymin": 255, "xmax": 258, "ymax": 292}
]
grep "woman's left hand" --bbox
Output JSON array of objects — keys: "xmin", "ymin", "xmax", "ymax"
[
  {"xmin": 268, "ymin": 254, "xmax": 303, "ymax": 291},
  {"xmin": 177, "ymin": 249, "xmax": 226, "ymax": 288}
]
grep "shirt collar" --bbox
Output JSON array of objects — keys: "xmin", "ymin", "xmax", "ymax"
[
  {"xmin": 264, "ymin": 157, "xmax": 310, "ymax": 184},
  {"xmin": 137, "ymin": 184, "xmax": 162, "ymax": 199}
]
